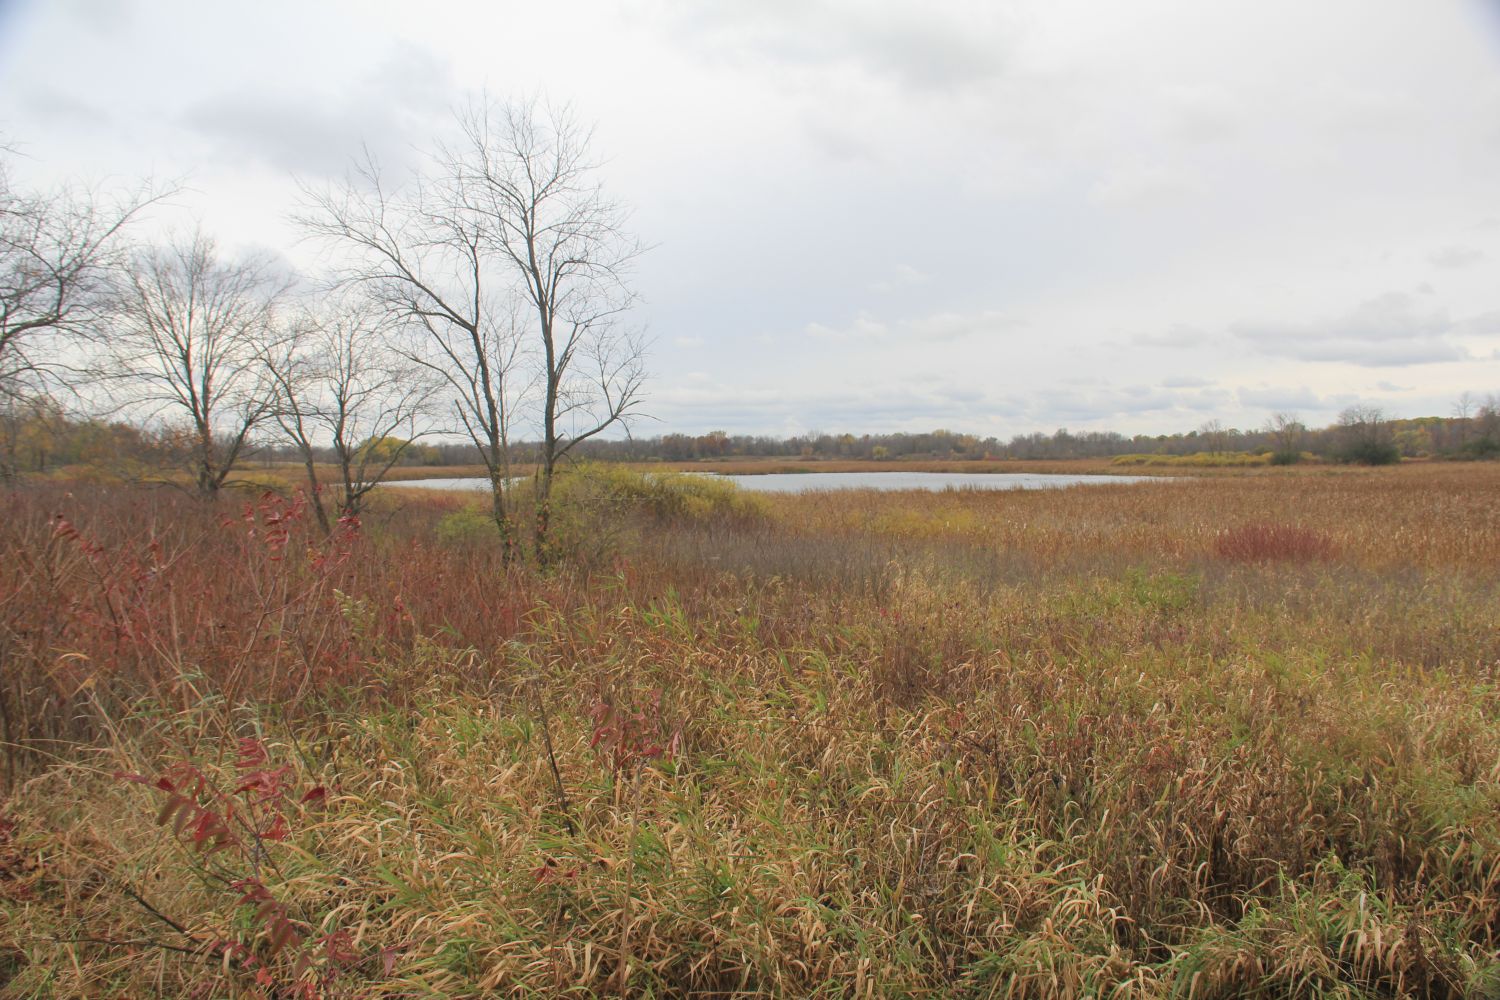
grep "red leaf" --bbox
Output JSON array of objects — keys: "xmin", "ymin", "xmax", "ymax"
[
  {"xmin": 172, "ymin": 802, "xmax": 197, "ymax": 838},
  {"xmin": 190, "ymin": 811, "xmax": 219, "ymax": 846},
  {"xmin": 268, "ymin": 917, "xmax": 302, "ymax": 957},
  {"xmin": 299, "ymin": 785, "xmax": 327, "ymax": 804},
  {"xmin": 156, "ymin": 793, "xmax": 186, "ymax": 828},
  {"xmin": 236, "ymin": 737, "xmax": 268, "ymax": 769},
  {"xmin": 322, "ymin": 929, "xmax": 359, "ymax": 967},
  {"xmin": 262, "ymin": 814, "xmax": 289, "ymax": 842}
]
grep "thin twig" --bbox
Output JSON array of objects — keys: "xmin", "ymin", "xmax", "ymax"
[
  {"xmin": 42, "ymin": 934, "xmax": 204, "ymax": 958},
  {"xmin": 121, "ymin": 883, "xmax": 195, "ymax": 939},
  {"xmin": 527, "ymin": 676, "xmax": 578, "ymax": 837}
]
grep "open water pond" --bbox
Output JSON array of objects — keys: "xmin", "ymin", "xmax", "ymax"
[{"xmin": 393, "ymin": 471, "xmax": 1167, "ymax": 493}]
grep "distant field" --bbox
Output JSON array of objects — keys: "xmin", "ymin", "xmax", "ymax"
[{"xmin": 2, "ymin": 463, "xmax": 1497, "ymax": 997}]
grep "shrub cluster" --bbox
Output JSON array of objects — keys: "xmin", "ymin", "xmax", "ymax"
[
  {"xmin": 1112, "ymin": 451, "xmax": 1273, "ymax": 467},
  {"xmin": 1213, "ymin": 522, "xmax": 1338, "ymax": 563}
]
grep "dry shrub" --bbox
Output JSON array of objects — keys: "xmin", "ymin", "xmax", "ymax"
[{"xmin": 1213, "ymin": 522, "xmax": 1337, "ymax": 563}]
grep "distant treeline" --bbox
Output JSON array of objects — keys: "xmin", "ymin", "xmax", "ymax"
[
  {"xmin": 6, "ymin": 396, "xmax": 1499, "ymax": 477},
  {"xmin": 567, "ymin": 405, "xmax": 1500, "ymax": 465}
]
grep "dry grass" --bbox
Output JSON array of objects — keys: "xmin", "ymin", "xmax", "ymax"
[{"xmin": 1, "ymin": 464, "xmax": 1498, "ymax": 997}]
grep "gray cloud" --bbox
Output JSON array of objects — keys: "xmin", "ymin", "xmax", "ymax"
[
  {"xmin": 800, "ymin": 114, "xmax": 883, "ymax": 163},
  {"xmin": 1429, "ymin": 245, "xmax": 1485, "ymax": 270},
  {"xmin": 660, "ymin": 0, "xmax": 1020, "ymax": 91},
  {"xmin": 21, "ymin": 88, "xmax": 108, "ymax": 126},
  {"xmin": 1235, "ymin": 385, "xmax": 1328, "ymax": 411},
  {"xmin": 1317, "ymin": 81, "xmax": 1423, "ymax": 133},
  {"xmin": 1024, "ymin": 384, "xmax": 1233, "ymax": 425},
  {"xmin": 1231, "ymin": 293, "xmax": 1469, "ymax": 367},
  {"xmin": 1460, "ymin": 310, "xmax": 1500, "ymax": 335},
  {"xmin": 908, "ymin": 309, "xmax": 1025, "ymax": 343},
  {"xmin": 1089, "ymin": 161, "xmax": 1201, "ymax": 207},
  {"xmin": 1132, "ymin": 325, "xmax": 1211, "ymax": 349},
  {"xmin": 55, "ymin": 0, "xmax": 133, "ymax": 36},
  {"xmin": 653, "ymin": 379, "xmax": 1244, "ymax": 436},
  {"xmin": 803, "ymin": 307, "xmax": 1023, "ymax": 344},
  {"xmin": 653, "ymin": 378, "xmax": 1004, "ymax": 433},
  {"xmin": 1165, "ymin": 86, "xmax": 1240, "ymax": 143},
  {"xmin": 180, "ymin": 43, "xmax": 453, "ymax": 175}
]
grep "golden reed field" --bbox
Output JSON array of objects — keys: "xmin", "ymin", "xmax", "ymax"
[{"xmin": 1, "ymin": 462, "xmax": 1497, "ymax": 998}]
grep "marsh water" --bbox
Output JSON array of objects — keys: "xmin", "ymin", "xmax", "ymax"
[{"xmin": 392, "ymin": 471, "xmax": 1166, "ymax": 493}]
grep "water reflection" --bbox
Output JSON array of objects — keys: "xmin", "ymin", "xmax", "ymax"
[{"xmin": 392, "ymin": 471, "xmax": 1166, "ymax": 493}]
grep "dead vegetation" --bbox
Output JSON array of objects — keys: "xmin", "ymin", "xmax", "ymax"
[{"xmin": 1, "ymin": 464, "xmax": 1498, "ymax": 997}]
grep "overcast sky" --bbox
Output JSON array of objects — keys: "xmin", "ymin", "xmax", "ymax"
[{"xmin": 3, "ymin": 0, "xmax": 1499, "ymax": 438}]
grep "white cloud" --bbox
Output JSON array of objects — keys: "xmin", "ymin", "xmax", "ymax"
[
  {"xmin": 868, "ymin": 263, "xmax": 930, "ymax": 293},
  {"xmin": 804, "ymin": 313, "xmax": 890, "ymax": 341}
]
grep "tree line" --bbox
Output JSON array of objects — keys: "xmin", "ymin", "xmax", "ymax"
[
  {"xmin": 10, "ymin": 395, "xmax": 1499, "ymax": 484},
  {"xmin": 452, "ymin": 406, "xmax": 1500, "ymax": 465}
]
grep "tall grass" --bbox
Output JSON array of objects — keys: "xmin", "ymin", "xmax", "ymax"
[{"xmin": 1, "ymin": 464, "xmax": 1499, "ymax": 997}]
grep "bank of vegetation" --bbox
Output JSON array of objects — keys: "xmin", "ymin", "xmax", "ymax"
[
  {"xmin": 9, "ymin": 397, "xmax": 1500, "ymax": 489},
  {"xmin": 2, "ymin": 463, "xmax": 1498, "ymax": 997}
]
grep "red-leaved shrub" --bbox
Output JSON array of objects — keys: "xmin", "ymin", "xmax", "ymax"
[{"xmin": 1213, "ymin": 522, "xmax": 1337, "ymax": 563}]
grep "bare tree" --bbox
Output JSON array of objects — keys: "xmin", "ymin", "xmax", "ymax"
[
  {"xmin": 109, "ymin": 231, "xmax": 286, "ymax": 495},
  {"xmin": 1266, "ymin": 411, "xmax": 1305, "ymax": 463},
  {"xmin": 263, "ymin": 295, "xmax": 436, "ymax": 532},
  {"xmin": 1, "ymin": 150, "xmax": 163, "ymax": 474},
  {"xmin": 451, "ymin": 98, "xmax": 647, "ymax": 554},
  {"xmin": 1198, "ymin": 418, "xmax": 1229, "ymax": 455},
  {"xmin": 1334, "ymin": 403, "xmax": 1398, "ymax": 465},
  {"xmin": 298, "ymin": 152, "xmax": 529, "ymax": 558},
  {"xmin": 1474, "ymin": 393, "xmax": 1500, "ymax": 457},
  {"xmin": 299, "ymin": 97, "xmax": 648, "ymax": 560},
  {"xmin": 1452, "ymin": 391, "xmax": 1476, "ymax": 450}
]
